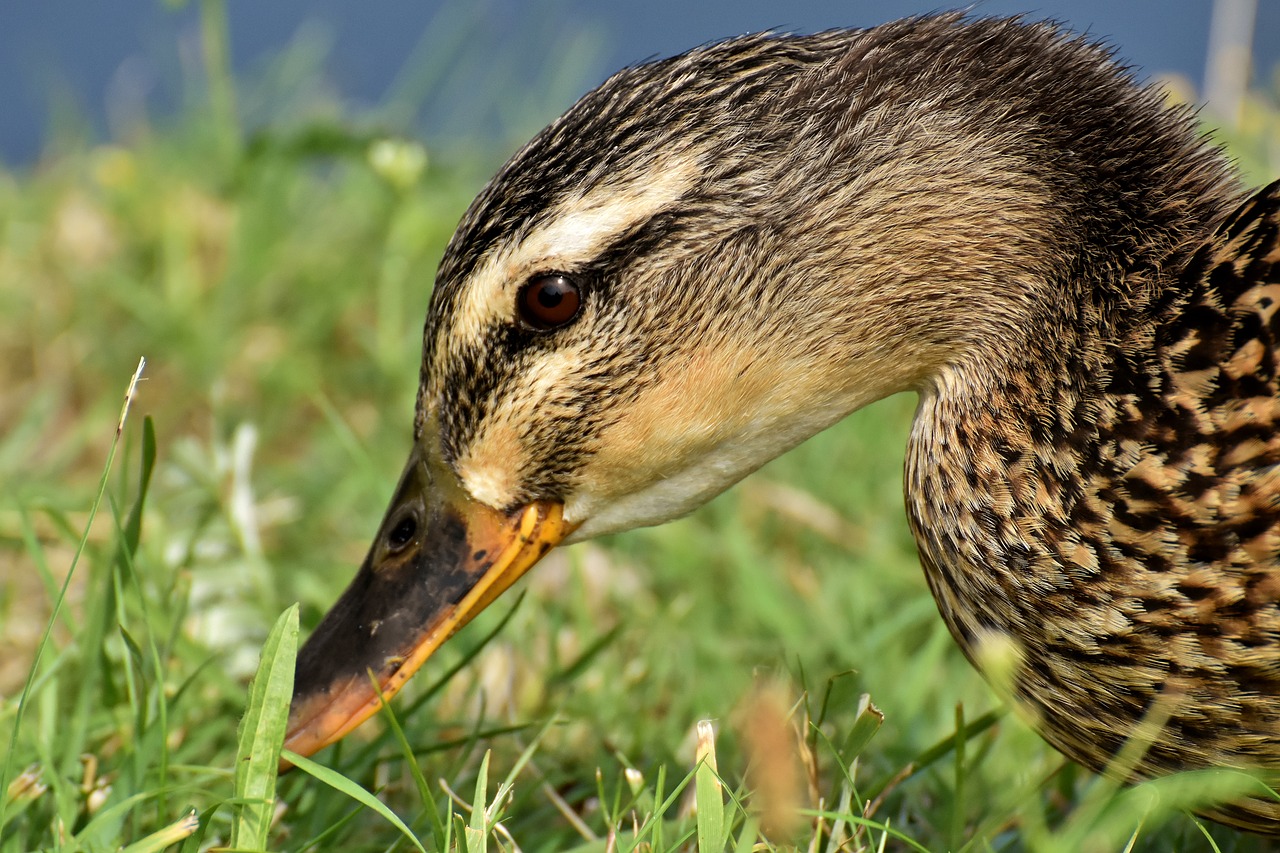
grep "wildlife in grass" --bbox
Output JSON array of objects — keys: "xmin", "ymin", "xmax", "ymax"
[{"xmin": 283, "ymin": 13, "xmax": 1280, "ymax": 832}]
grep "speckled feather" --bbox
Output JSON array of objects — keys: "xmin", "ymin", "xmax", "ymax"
[{"xmin": 908, "ymin": 181, "xmax": 1280, "ymax": 829}]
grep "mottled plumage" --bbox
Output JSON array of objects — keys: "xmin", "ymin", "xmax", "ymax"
[
  {"xmin": 909, "ymin": 180, "xmax": 1280, "ymax": 830},
  {"xmin": 289, "ymin": 13, "xmax": 1280, "ymax": 832}
]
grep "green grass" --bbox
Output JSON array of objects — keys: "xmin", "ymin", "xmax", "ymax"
[{"xmin": 3, "ymin": 11, "xmax": 1280, "ymax": 852}]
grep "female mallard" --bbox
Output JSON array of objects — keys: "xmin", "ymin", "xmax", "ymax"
[{"xmin": 282, "ymin": 14, "xmax": 1280, "ymax": 831}]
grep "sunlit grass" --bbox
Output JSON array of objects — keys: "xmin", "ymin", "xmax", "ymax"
[{"xmin": 3, "ymin": 9, "xmax": 1280, "ymax": 851}]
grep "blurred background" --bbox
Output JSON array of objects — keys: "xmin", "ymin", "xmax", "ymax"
[{"xmin": 1, "ymin": 0, "xmax": 1278, "ymax": 166}]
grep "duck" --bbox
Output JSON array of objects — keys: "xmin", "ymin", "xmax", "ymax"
[{"xmin": 280, "ymin": 13, "xmax": 1280, "ymax": 833}]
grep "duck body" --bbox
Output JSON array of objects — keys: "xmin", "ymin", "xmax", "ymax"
[
  {"xmin": 910, "ymin": 183, "xmax": 1280, "ymax": 830},
  {"xmin": 285, "ymin": 14, "xmax": 1280, "ymax": 831}
]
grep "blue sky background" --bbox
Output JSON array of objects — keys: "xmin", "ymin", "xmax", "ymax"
[{"xmin": 0, "ymin": 1, "xmax": 1276, "ymax": 165}]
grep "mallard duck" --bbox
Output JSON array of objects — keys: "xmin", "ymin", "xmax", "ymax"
[{"xmin": 282, "ymin": 13, "xmax": 1280, "ymax": 832}]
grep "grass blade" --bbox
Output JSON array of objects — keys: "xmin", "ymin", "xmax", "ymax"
[
  {"xmin": 118, "ymin": 807, "xmax": 199, "ymax": 853},
  {"xmin": 695, "ymin": 720, "xmax": 725, "ymax": 852},
  {"xmin": 373, "ymin": 676, "xmax": 449, "ymax": 845},
  {"xmin": 281, "ymin": 749, "xmax": 429, "ymax": 853},
  {"xmin": 0, "ymin": 357, "xmax": 146, "ymax": 835},
  {"xmin": 120, "ymin": 416, "xmax": 157, "ymax": 562},
  {"xmin": 228, "ymin": 603, "xmax": 299, "ymax": 851},
  {"xmin": 467, "ymin": 749, "xmax": 491, "ymax": 851}
]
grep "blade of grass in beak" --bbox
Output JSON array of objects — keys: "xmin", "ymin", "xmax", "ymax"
[
  {"xmin": 229, "ymin": 604, "xmax": 299, "ymax": 851},
  {"xmin": 282, "ymin": 749, "xmax": 429, "ymax": 853}
]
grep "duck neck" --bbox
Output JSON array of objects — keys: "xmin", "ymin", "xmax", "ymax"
[{"xmin": 879, "ymin": 102, "xmax": 1242, "ymax": 774}]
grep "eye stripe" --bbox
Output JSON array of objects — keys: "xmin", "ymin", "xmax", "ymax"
[{"xmin": 433, "ymin": 152, "xmax": 704, "ymax": 366}]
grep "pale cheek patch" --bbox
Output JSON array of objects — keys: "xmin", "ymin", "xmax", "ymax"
[
  {"xmin": 438, "ymin": 152, "xmax": 703, "ymax": 367},
  {"xmin": 565, "ymin": 344, "xmax": 788, "ymax": 510},
  {"xmin": 454, "ymin": 346, "xmax": 585, "ymax": 509},
  {"xmin": 562, "ymin": 329, "xmax": 906, "ymax": 540}
]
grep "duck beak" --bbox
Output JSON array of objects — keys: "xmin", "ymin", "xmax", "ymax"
[{"xmin": 283, "ymin": 445, "xmax": 573, "ymax": 761}]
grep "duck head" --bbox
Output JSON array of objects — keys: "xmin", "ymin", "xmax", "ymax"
[{"xmin": 283, "ymin": 15, "xmax": 1233, "ymax": 758}]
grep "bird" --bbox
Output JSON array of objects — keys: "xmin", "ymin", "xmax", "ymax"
[{"xmin": 281, "ymin": 13, "xmax": 1280, "ymax": 833}]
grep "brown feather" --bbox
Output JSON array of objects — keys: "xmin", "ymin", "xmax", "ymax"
[{"xmin": 908, "ymin": 181, "xmax": 1280, "ymax": 830}]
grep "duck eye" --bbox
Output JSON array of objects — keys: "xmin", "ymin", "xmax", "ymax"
[
  {"xmin": 518, "ymin": 274, "xmax": 581, "ymax": 330},
  {"xmin": 386, "ymin": 512, "xmax": 419, "ymax": 552}
]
